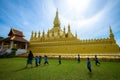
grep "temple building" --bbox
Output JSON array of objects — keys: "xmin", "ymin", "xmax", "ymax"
[
  {"xmin": 0, "ymin": 28, "xmax": 28, "ymax": 55},
  {"xmin": 29, "ymin": 9, "xmax": 120, "ymax": 54}
]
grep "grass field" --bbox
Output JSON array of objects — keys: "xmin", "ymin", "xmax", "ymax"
[{"xmin": 0, "ymin": 58, "xmax": 120, "ymax": 80}]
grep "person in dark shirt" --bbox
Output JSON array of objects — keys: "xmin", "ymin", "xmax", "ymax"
[
  {"xmin": 44, "ymin": 55, "xmax": 49, "ymax": 64},
  {"xmin": 39, "ymin": 56, "xmax": 42, "ymax": 65},
  {"xmin": 87, "ymin": 58, "xmax": 92, "ymax": 72},
  {"xmin": 58, "ymin": 55, "xmax": 62, "ymax": 64},
  {"xmin": 95, "ymin": 55, "xmax": 100, "ymax": 65},
  {"xmin": 26, "ymin": 50, "xmax": 34, "ymax": 68},
  {"xmin": 78, "ymin": 54, "xmax": 80, "ymax": 63}
]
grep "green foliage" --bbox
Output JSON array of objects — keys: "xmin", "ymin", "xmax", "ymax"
[
  {"xmin": 0, "ymin": 58, "xmax": 120, "ymax": 80},
  {"xmin": 0, "ymin": 36, "xmax": 4, "ymax": 39},
  {"xmin": 11, "ymin": 48, "xmax": 18, "ymax": 51}
]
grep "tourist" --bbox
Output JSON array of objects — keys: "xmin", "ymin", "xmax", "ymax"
[
  {"xmin": 58, "ymin": 55, "xmax": 62, "ymax": 64},
  {"xmin": 95, "ymin": 55, "xmax": 100, "ymax": 65},
  {"xmin": 26, "ymin": 50, "xmax": 34, "ymax": 68},
  {"xmin": 39, "ymin": 56, "xmax": 42, "ymax": 65},
  {"xmin": 87, "ymin": 58, "xmax": 92, "ymax": 72},
  {"xmin": 44, "ymin": 55, "xmax": 49, "ymax": 64},
  {"xmin": 35, "ymin": 56, "xmax": 39, "ymax": 67},
  {"xmin": 78, "ymin": 54, "xmax": 80, "ymax": 63}
]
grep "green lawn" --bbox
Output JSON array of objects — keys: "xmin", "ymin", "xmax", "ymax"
[{"xmin": 0, "ymin": 58, "xmax": 120, "ymax": 80}]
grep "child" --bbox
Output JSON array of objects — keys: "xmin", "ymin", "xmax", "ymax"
[
  {"xmin": 95, "ymin": 55, "xmax": 100, "ymax": 65},
  {"xmin": 78, "ymin": 54, "xmax": 80, "ymax": 63},
  {"xmin": 35, "ymin": 56, "xmax": 39, "ymax": 67},
  {"xmin": 44, "ymin": 55, "xmax": 49, "ymax": 64},
  {"xmin": 39, "ymin": 56, "xmax": 42, "ymax": 65},
  {"xmin": 87, "ymin": 58, "xmax": 92, "ymax": 72},
  {"xmin": 58, "ymin": 55, "xmax": 62, "ymax": 64}
]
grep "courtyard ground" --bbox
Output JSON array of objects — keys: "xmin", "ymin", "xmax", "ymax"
[{"xmin": 0, "ymin": 58, "xmax": 120, "ymax": 80}]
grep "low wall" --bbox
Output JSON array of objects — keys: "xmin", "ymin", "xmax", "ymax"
[
  {"xmin": 28, "ymin": 44, "xmax": 120, "ymax": 53},
  {"xmin": 23, "ymin": 53, "xmax": 120, "ymax": 62}
]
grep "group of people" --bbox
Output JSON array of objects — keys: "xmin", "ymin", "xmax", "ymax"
[
  {"xmin": 26, "ymin": 51, "xmax": 100, "ymax": 72},
  {"xmin": 26, "ymin": 51, "xmax": 49, "ymax": 68},
  {"xmin": 35, "ymin": 55, "xmax": 49, "ymax": 67},
  {"xmin": 87, "ymin": 55, "xmax": 101, "ymax": 72},
  {"xmin": 35, "ymin": 56, "xmax": 42, "ymax": 66},
  {"xmin": 77, "ymin": 54, "xmax": 100, "ymax": 72}
]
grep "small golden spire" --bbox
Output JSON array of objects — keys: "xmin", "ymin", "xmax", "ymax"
[
  {"xmin": 75, "ymin": 31, "xmax": 77, "ymax": 38},
  {"xmin": 64, "ymin": 25, "xmax": 66, "ymax": 33},
  {"xmin": 34, "ymin": 31, "xmax": 37, "ymax": 38},
  {"xmin": 42, "ymin": 30, "xmax": 45, "ymax": 38},
  {"xmin": 38, "ymin": 31, "xmax": 40, "ymax": 38},
  {"xmin": 68, "ymin": 23, "xmax": 71, "ymax": 33}
]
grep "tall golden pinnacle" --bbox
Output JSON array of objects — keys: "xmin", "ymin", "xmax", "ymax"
[{"xmin": 53, "ymin": 8, "xmax": 60, "ymax": 27}]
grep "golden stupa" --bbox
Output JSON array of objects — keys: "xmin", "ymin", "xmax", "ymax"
[{"xmin": 28, "ymin": 9, "xmax": 120, "ymax": 55}]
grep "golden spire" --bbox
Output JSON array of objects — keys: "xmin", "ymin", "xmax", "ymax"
[
  {"xmin": 110, "ymin": 26, "xmax": 113, "ymax": 34},
  {"xmin": 38, "ymin": 31, "xmax": 40, "ymax": 38},
  {"xmin": 53, "ymin": 8, "xmax": 60, "ymax": 27},
  {"xmin": 30, "ymin": 31, "xmax": 33, "ymax": 41},
  {"xmin": 42, "ymin": 30, "xmax": 45, "ymax": 38},
  {"xmin": 109, "ymin": 26, "xmax": 114, "ymax": 38},
  {"xmin": 68, "ymin": 23, "xmax": 71, "ymax": 33},
  {"xmin": 34, "ymin": 32, "xmax": 37, "ymax": 38},
  {"xmin": 32, "ymin": 31, "xmax": 34, "ymax": 37},
  {"xmin": 75, "ymin": 31, "xmax": 77, "ymax": 38},
  {"xmin": 47, "ymin": 29, "xmax": 49, "ymax": 37},
  {"xmin": 52, "ymin": 31, "xmax": 54, "ymax": 37},
  {"xmin": 64, "ymin": 26, "xmax": 66, "ymax": 34}
]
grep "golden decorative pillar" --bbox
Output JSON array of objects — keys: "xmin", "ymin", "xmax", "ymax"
[
  {"xmin": 75, "ymin": 31, "xmax": 77, "ymax": 38},
  {"xmin": 63, "ymin": 26, "xmax": 66, "ymax": 38},
  {"xmin": 109, "ymin": 26, "xmax": 115, "ymax": 43},
  {"xmin": 67, "ymin": 24, "xmax": 72, "ymax": 38},
  {"xmin": 42, "ymin": 30, "xmax": 45, "ymax": 41},
  {"xmin": 30, "ymin": 31, "xmax": 34, "ymax": 41},
  {"xmin": 34, "ymin": 32, "xmax": 37, "ymax": 40},
  {"xmin": 68, "ymin": 24, "xmax": 71, "ymax": 33},
  {"xmin": 38, "ymin": 31, "xmax": 40, "ymax": 40},
  {"xmin": 52, "ymin": 31, "xmax": 54, "ymax": 37},
  {"xmin": 47, "ymin": 29, "xmax": 49, "ymax": 38},
  {"xmin": 64, "ymin": 26, "xmax": 66, "ymax": 34}
]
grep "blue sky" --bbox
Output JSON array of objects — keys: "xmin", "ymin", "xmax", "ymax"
[{"xmin": 0, "ymin": 0, "xmax": 120, "ymax": 46}]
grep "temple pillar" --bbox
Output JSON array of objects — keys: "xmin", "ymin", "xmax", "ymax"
[
  {"xmin": 25, "ymin": 43, "xmax": 27, "ymax": 50},
  {"xmin": 10, "ymin": 41, "xmax": 14, "ymax": 49},
  {"xmin": 1, "ymin": 41, "xmax": 4, "ymax": 50}
]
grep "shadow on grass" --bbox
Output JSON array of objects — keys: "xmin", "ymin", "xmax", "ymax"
[
  {"xmin": 13, "ymin": 67, "xmax": 27, "ymax": 72},
  {"xmin": 88, "ymin": 72, "xmax": 93, "ymax": 78},
  {"xmin": 13, "ymin": 66, "xmax": 37, "ymax": 72}
]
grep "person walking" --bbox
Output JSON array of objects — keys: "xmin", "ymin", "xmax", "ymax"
[
  {"xmin": 26, "ymin": 50, "xmax": 34, "ymax": 68},
  {"xmin": 44, "ymin": 55, "xmax": 49, "ymax": 64},
  {"xmin": 87, "ymin": 58, "xmax": 92, "ymax": 72},
  {"xmin": 95, "ymin": 55, "xmax": 100, "ymax": 65},
  {"xmin": 58, "ymin": 55, "xmax": 62, "ymax": 64},
  {"xmin": 35, "ymin": 56, "xmax": 39, "ymax": 67},
  {"xmin": 78, "ymin": 54, "xmax": 80, "ymax": 63},
  {"xmin": 39, "ymin": 56, "xmax": 42, "ymax": 65}
]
